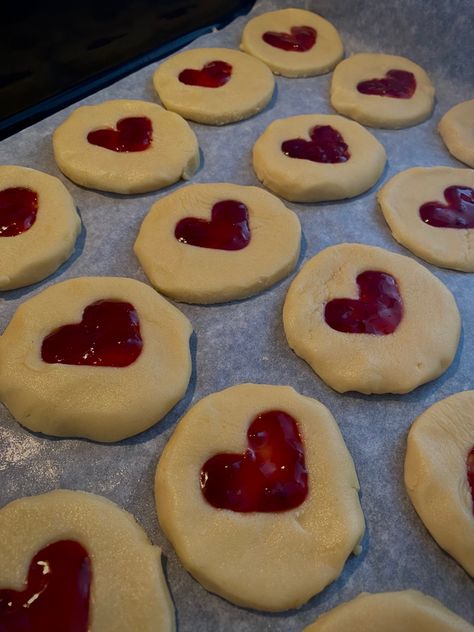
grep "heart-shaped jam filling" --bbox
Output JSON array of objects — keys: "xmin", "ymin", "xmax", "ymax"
[
  {"xmin": 357, "ymin": 69, "xmax": 416, "ymax": 98},
  {"xmin": 262, "ymin": 25, "xmax": 317, "ymax": 52},
  {"xmin": 175, "ymin": 200, "xmax": 250, "ymax": 250},
  {"xmin": 282, "ymin": 125, "xmax": 350, "ymax": 163},
  {"xmin": 41, "ymin": 300, "xmax": 143, "ymax": 367},
  {"xmin": 178, "ymin": 60, "xmax": 232, "ymax": 88},
  {"xmin": 0, "ymin": 187, "xmax": 38, "ymax": 237},
  {"xmin": 87, "ymin": 116, "xmax": 152, "ymax": 152},
  {"xmin": 200, "ymin": 410, "xmax": 308, "ymax": 512},
  {"xmin": 468, "ymin": 446, "xmax": 474, "ymax": 514},
  {"xmin": 419, "ymin": 186, "xmax": 474, "ymax": 228},
  {"xmin": 325, "ymin": 270, "xmax": 403, "ymax": 335},
  {"xmin": 0, "ymin": 540, "xmax": 91, "ymax": 632}
]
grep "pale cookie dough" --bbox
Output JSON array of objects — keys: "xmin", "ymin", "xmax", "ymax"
[
  {"xmin": 0, "ymin": 276, "xmax": 192, "ymax": 442},
  {"xmin": 134, "ymin": 183, "xmax": 301, "ymax": 304},
  {"xmin": 0, "ymin": 490, "xmax": 174, "ymax": 632},
  {"xmin": 379, "ymin": 167, "xmax": 474, "ymax": 272},
  {"xmin": 240, "ymin": 8, "xmax": 343, "ymax": 78},
  {"xmin": 283, "ymin": 243, "xmax": 460, "ymax": 394},
  {"xmin": 53, "ymin": 99, "xmax": 199, "ymax": 194},
  {"xmin": 331, "ymin": 53, "xmax": 435, "ymax": 128},
  {"xmin": 155, "ymin": 383, "xmax": 365, "ymax": 612},
  {"xmin": 303, "ymin": 590, "xmax": 474, "ymax": 632},
  {"xmin": 0, "ymin": 165, "xmax": 80, "ymax": 290},
  {"xmin": 439, "ymin": 100, "xmax": 474, "ymax": 168},
  {"xmin": 252, "ymin": 114, "xmax": 386, "ymax": 202},
  {"xmin": 153, "ymin": 48, "xmax": 274, "ymax": 125},
  {"xmin": 405, "ymin": 391, "xmax": 474, "ymax": 576}
]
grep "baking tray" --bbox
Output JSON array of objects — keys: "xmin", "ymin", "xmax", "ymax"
[{"xmin": 0, "ymin": 0, "xmax": 473, "ymax": 630}]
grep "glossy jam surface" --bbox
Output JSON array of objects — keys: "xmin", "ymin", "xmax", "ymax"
[
  {"xmin": 419, "ymin": 186, "xmax": 474, "ymax": 229},
  {"xmin": 41, "ymin": 300, "xmax": 143, "ymax": 367},
  {"xmin": 0, "ymin": 540, "xmax": 91, "ymax": 632},
  {"xmin": 325, "ymin": 270, "xmax": 403, "ymax": 335},
  {"xmin": 87, "ymin": 116, "xmax": 152, "ymax": 152},
  {"xmin": 200, "ymin": 410, "xmax": 308, "ymax": 512},
  {"xmin": 357, "ymin": 69, "xmax": 416, "ymax": 98},
  {"xmin": 175, "ymin": 200, "xmax": 250, "ymax": 251},
  {"xmin": 0, "ymin": 187, "xmax": 38, "ymax": 237},
  {"xmin": 178, "ymin": 61, "xmax": 232, "ymax": 88},
  {"xmin": 468, "ymin": 446, "xmax": 474, "ymax": 513},
  {"xmin": 262, "ymin": 25, "xmax": 316, "ymax": 52},
  {"xmin": 282, "ymin": 125, "xmax": 350, "ymax": 163}
]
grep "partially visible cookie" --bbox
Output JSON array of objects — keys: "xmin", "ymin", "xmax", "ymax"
[
  {"xmin": 53, "ymin": 99, "xmax": 199, "ymax": 194},
  {"xmin": 439, "ymin": 100, "xmax": 474, "ymax": 168},
  {"xmin": 331, "ymin": 53, "xmax": 435, "ymax": 128},
  {"xmin": 240, "ymin": 8, "xmax": 343, "ymax": 77}
]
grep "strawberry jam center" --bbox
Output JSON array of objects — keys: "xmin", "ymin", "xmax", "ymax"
[
  {"xmin": 178, "ymin": 61, "xmax": 232, "ymax": 88},
  {"xmin": 262, "ymin": 25, "xmax": 316, "ymax": 52},
  {"xmin": 87, "ymin": 116, "xmax": 152, "ymax": 152},
  {"xmin": 357, "ymin": 69, "xmax": 416, "ymax": 98},
  {"xmin": 282, "ymin": 125, "xmax": 350, "ymax": 163},
  {"xmin": 200, "ymin": 410, "xmax": 308, "ymax": 512},
  {"xmin": 468, "ymin": 446, "xmax": 474, "ymax": 513},
  {"xmin": 0, "ymin": 187, "xmax": 38, "ymax": 237},
  {"xmin": 419, "ymin": 186, "xmax": 474, "ymax": 228}
]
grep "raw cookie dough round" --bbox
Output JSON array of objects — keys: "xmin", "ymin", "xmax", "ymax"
[
  {"xmin": 283, "ymin": 243, "xmax": 460, "ymax": 394},
  {"xmin": 0, "ymin": 490, "xmax": 174, "ymax": 632},
  {"xmin": 303, "ymin": 590, "xmax": 474, "ymax": 632},
  {"xmin": 134, "ymin": 183, "xmax": 301, "ymax": 304},
  {"xmin": 405, "ymin": 391, "xmax": 474, "ymax": 576},
  {"xmin": 240, "ymin": 8, "xmax": 343, "ymax": 78},
  {"xmin": 0, "ymin": 165, "xmax": 80, "ymax": 290},
  {"xmin": 155, "ymin": 383, "xmax": 365, "ymax": 612},
  {"xmin": 53, "ymin": 99, "xmax": 199, "ymax": 194},
  {"xmin": 153, "ymin": 48, "xmax": 274, "ymax": 125},
  {"xmin": 252, "ymin": 114, "xmax": 386, "ymax": 202},
  {"xmin": 378, "ymin": 167, "xmax": 474, "ymax": 272},
  {"xmin": 331, "ymin": 53, "xmax": 435, "ymax": 128},
  {"xmin": 0, "ymin": 276, "xmax": 192, "ymax": 442},
  {"xmin": 439, "ymin": 100, "xmax": 474, "ymax": 168}
]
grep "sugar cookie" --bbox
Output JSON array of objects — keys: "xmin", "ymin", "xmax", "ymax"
[
  {"xmin": 439, "ymin": 100, "xmax": 474, "ymax": 168},
  {"xmin": 405, "ymin": 391, "xmax": 474, "ymax": 576},
  {"xmin": 240, "ymin": 8, "xmax": 343, "ymax": 77},
  {"xmin": 0, "ymin": 165, "xmax": 80, "ymax": 290},
  {"xmin": 0, "ymin": 490, "xmax": 174, "ymax": 631},
  {"xmin": 252, "ymin": 114, "xmax": 386, "ymax": 202},
  {"xmin": 0, "ymin": 277, "xmax": 192, "ymax": 441},
  {"xmin": 53, "ymin": 99, "xmax": 199, "ymax": 194},
  {"xmin": 153, "ymin": 48, "xmax": 274, "ymax": 125},
  {"xmin": 283, "ymin": 243, "xmax": 460, "ymax": 394},
  {"xmin": 155, "ymin": 384, "xmax": 365, "ymax": 612},
  {"xmin": 134, "ymin": 183, "xmax": 301, "ymax": 303},
  {"xmin": 378, "ymin": 167, "xmax": 474, "ymax": 271},
  {"xmin": 331, "ymin": 53, "xmax": 435, "ymax": 128}
]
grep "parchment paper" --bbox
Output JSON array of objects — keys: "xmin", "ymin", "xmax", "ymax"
[{"xmin": 0, "ymin": 0, "xmax": 473, "ymax": 629}]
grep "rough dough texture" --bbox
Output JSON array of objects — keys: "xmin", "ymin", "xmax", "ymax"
[
  {"xmin": 0, "ymin": 276, "xmax": 192, "ymax": 442},
  {"xmin": 153, "ymin": 48, "xmax": 274, "ymax": 125},
  {"xmin": 405, "ymin": 391, "xmax": 474, "ymax": 576},
  {"xmin": 134, "ymin": 183, "xmax": 301, "ymax": 304},
  {"xmin": 0, "ymin": 490, "xmax": 174, "ymax": 632},
  {"xmin": 240, "ymin": 8, "xmax": 344, "ymax": 78},
  {"xmin": 438, "ymin": 100, "xmax": 474, "ymax": 168},
  {"xmin": 252, "ymin": 114, "xmax": 386, "ymax": 202},
  {"xmin": 378, "ymin": 167, "xmax": 474, "ymax": 272},
  {"xmin": 53, "ymin": 99, "xmax": 199, "ymax": 194},
  {"xmin": 0, "ymin": 165, "xmax": 80, "ymax": 290},
  {"xmin": 155, "ymin": 383, "xmax": 365, "ymax": 612},
  {"xmin": 283, "ymin": 243, "xmax": 460, "ymax": 394},
  {"xmin": 330, "ymin": 53, "xmax": 435, "ymax": 128},
  {"xmin": 303, "ymin": 590, "xmax": 474, "ymax": 632}
]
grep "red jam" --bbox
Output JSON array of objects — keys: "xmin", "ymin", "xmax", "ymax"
[
  {"xmin": 262, "ymin": 25, "xmax": 316, "ymax": 52},
  {"xmin": 87, "ymin": 116, "xmax": 152, "ymax": 152},
  {"xmin": 41, "ymin": 300, "xmax": 143, "ymax": 367},
  {"xmin": 282, "ymin": 125, "xmax": 350, "ymax": 163},
  {"xmin": 419, "ymin": 186, "xmax": 474, "ymax": 228},
  {"xmin": 325, "ymin": 270, "xmax": 403, "ymax": 335},
  {"xmin": 178, "ymin": 61, "xmax": 232, "ymax": 88},
  {"xmin": 175, "ymin": 200, "xmax": 250, "ymax": 250},
  {"xmin": 0, "ymin": 540, "xmax": 91, "ymax": 632},
  {"xmin": 357, "ymin": 69, "xmax": 416, "ymax": 98},
  {"xmin": 200, "ymin": 410, "xmax": 308, "ymax": 512},
  {"xmin": 468, "ymin": 446, "xmax": 474, "ymax": 513},
  {"xmin": 0, "ymin": 187, "xmax": 38, "ymax": 237}
]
